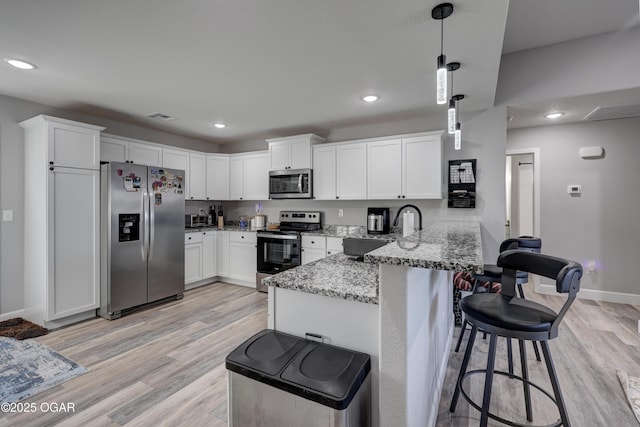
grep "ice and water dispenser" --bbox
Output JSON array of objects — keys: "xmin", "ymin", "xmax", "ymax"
[{"xmin": 118, "ymin": 214, "xmax": 140, "ymax": 242}]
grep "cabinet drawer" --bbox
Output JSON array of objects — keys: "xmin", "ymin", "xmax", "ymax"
[
  {"xmin": 229, "ymin": 231, "xmax": 257, "ymax": 244},
  {"xmin": 301, "ymin": 235, "xmax": 326, "ymax": 249},
  {"xmin": 185, "ymin": 232, "xmax": 203, "ymax": 244}
]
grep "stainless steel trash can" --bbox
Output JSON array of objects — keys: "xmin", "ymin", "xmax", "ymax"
[{"xmin": 226, "ymin": 329, "xmax": 371, "ymax": 427}]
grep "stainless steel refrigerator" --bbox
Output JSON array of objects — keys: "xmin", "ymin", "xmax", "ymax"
[{"xmin": 99, "ymin": 162, "xmax": 185, "ymax": 319}]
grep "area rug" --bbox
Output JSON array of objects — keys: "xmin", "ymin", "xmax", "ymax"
[
  {"xmin": 617, "ymin": 370, "xmax": 640, "ymax": 424},
  {"xmin": 0, "ymin": 337, "xmax": 87, "ymax": 403},
  {"xmin": 0, "ymin": 317, "xmax": 48, "ymax": 339}
]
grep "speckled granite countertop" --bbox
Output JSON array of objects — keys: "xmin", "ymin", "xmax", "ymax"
[
  {"xmin": 185, "ymin": 226, "xmax": 264, "ymax": 233},
  {"xmin": 364, "ymin": 221, "xmax": 483, "ymax": 274},
  {"xmin": 262, "ymin": 253, "xmax": 379, "ymax": 304},
  {"xmin": 301, "ymin": 225, "xmax": 401, "ymax": 241}
]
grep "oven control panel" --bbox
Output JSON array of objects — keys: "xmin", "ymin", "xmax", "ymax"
[{"xmin": 279, "ymin": 211, "xmax": 321, "ymax": 224}]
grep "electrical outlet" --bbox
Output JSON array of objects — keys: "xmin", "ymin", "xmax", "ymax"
[
  {"xmin": 586, "ymin": 260, "xmax": 596, "ymax": 274},
  {"xmin": 338, "ymin": 209, "xmax": 344, "ymax": 217},
  {"xmin": 2, "ymin": 210, "xmax": 13, "ymax": 222}
]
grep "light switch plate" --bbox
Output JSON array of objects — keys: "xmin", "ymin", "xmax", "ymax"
[
  {"xmin": 3, "ymin": 210, "xmax": 13, "ymax": 221},
  {"xmin": 567, "ymin": 184, "xmax": 581, "ymax": 195}
]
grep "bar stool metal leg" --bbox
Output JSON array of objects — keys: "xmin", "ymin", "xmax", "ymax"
[
  {"xmin": 541, "ymin": 341, "xmax": 571, "ymax": 427},
  {"xmin": 480, "ymin": 333, "xmax": 498, "ymax": 427},
  {"xmin": 450, "ymin": 325, "xmax": 479, "ymax": 412},
  {"xmin": 518, "ymin": 339, "xmax": 533, "ymax": 422},
  {"xmin": 507, "ymin": 339, "xmax": 514, "ymax": 376}
]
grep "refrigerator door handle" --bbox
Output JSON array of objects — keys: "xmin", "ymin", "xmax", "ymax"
[
  {"xmin": 149, "ymin": 192, "xmax": 155, "ymax": 261},
  {"xmin": 143, "ymin": 188, "xmax": 150, "ymax": 260}
]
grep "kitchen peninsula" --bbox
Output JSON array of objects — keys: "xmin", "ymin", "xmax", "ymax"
[{"xmin": 263, "ymin": 221, "xmax": 483, "ymax": 427}]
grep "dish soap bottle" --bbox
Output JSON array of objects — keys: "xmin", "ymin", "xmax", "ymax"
[{"xmin": 217, "ymin": 203, "xmax": 224, "ymax": 228}]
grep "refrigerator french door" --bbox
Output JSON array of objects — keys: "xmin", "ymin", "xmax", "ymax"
[{"xmin": 100, "ymin": 162, "xmax": 185, "ymax": 319}]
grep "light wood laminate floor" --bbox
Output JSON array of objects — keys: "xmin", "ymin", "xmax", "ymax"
[{"xmin": 2, "ymin": 283, "xmax": 639, "ymax": 426}]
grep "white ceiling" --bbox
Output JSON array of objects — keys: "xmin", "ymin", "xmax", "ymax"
[{"xmin": 0, "ymin": 0, "xmax": 637, "ymax": 144}]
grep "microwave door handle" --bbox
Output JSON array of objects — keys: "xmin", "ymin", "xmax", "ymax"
[{"xmin": 298, "ymin": 174, "xmax": 303, "ymax": 193}]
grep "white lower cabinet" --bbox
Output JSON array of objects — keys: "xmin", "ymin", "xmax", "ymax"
[
  {"xmin": 185, "ymin": 232, "xmax": 204, "ymax": 284},
  {"xmin": 228, "ymin": 231, "xmax": 257, "ymax": 286},
  {"xmin": 202, "ymin": 231, "xmax": 217, "ymax": 279},
  {"xmin": 217, "ymin": 231, "xmax": 230, "ymax": 277},
  {"xmin": 301, "ymin": 235, "xmax": 327, "ymax": 265},
  {"xmin": 326, "ymin": 237, "xmax": 344, "ymax": 256}
]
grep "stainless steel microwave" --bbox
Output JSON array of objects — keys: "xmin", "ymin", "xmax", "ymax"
[{"xmin": 269, "ymin": 168, "xmax": 313, "ymax": 199}]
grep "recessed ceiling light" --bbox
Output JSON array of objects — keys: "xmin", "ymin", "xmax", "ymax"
[
  {"xmin": 544, "ymin": 112, "xmax": 565, "ymax": 119},
  {"xmin": 213, "ymin": 123, "xmax": 226, "ymax": 129},
  {"xmin": 3, "ymin": 58, "xmax": 37, "ymax": 70},
  {"xmin": 362, "ymin": 95, "xmax": 380, "ymax": 103}
]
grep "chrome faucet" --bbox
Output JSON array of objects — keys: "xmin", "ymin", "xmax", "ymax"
[{"xmin": 393, "ymin": 204, "xmax": 423, "ymax": 230}]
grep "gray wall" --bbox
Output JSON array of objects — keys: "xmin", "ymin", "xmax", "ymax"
[
  {"xmin": 0, "ymin": 94, "xmax": 218, "ymax": 315},
  {"xmin": 508, "ymin": 117, "xmax": 640, "ymax": 295}
]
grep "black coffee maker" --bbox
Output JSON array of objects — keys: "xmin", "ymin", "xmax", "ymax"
[{"xmin": 367, "ymin": 207, "xmax": 390, "ymax": 234}]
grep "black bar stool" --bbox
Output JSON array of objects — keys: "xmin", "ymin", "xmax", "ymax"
[
  {"xmin": 455, "ymin": 236, "xmax": 543, "ymax": 371},
  {"xmin": 449, "ymin": 250, "xmax": 582, "ymax": 427}
]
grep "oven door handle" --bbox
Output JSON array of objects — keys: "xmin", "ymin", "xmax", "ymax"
[{"xmin": 257, "ymin": 233, "xmax": 300, "ymax": 240}]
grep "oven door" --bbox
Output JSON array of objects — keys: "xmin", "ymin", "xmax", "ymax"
[
  {"xmin": 269, "ymin": 169, "xmax": 312, "ymax": 199},
  {"xmin": 256, "ymin": 233, "xmax": 301, "ymax": 274}
]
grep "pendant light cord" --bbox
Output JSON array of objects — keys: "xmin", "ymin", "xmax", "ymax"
[{"xmin": 440, "ymin": 19, "xmax": 444, "ymax": 55}]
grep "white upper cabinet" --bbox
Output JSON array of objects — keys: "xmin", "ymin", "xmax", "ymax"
[
  {"xmin": 367, "ymin": 139, "xmax": 402, "ymax": 200},
  {"xmin": 312, "ymin": 145, "xmax": 336, "ymax": 200},
  {"xmin": 229, "ymin": 155, "xmax": 244, "ymax": 200},
  {"xmin": 336, "ymin": 142, "xmax": 367, "ymax": 200},
  {"xmin": 129, "ymin": 141, "xmax": 163, "ymax": 165},
  {"xmin": 243, "ymin": 152, "xmax": 270, "ymax": 200},
  {"xmin": 100, "ymin": 134, "xmax": 163, "ymax": 166},
  {"xmin": 402, "ymin": 134, "xmax": 443, "ymax": 199},
  {"xmin": 162, "ymin": 148, "xmax": 190, "ymax": 199},
  {"xmin": 20, "ymin": 115, "xmax": 102, "ymax": 170},
  {"xmin": 206, "ymin": 154, "xmax": 230, "ymax": 200},
  {"xmin": 189, "ymin": 152, "xmax": 207, "ymax": 200},
  {"xmin": 101, "ymin": 136, "xmax": 129, "ymax": 163},
  {"xmin": 267, "ymin": 134, "xmax": 324, "ymax": 170}
]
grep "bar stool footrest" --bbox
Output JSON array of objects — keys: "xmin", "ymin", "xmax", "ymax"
[{"xmin": 459, "ymin": 368, "xmax": 563, "ymax": 427}]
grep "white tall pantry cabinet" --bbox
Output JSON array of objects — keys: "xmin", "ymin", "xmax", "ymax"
[{"xmin": 20, "ymin": 115, "xmax": 104, "ymax": 328}]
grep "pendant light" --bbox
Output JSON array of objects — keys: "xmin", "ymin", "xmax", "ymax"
[
  {"xmin": 454, "ymin": 123, "xmax": 462, "ymax": 150},
  {"xmin": 432, "ymin": 3, "xmax": 454, "ymax": 105},
  {"xmin": 446, "ymin": 62, "xmax": 460, "ymax": 134}
]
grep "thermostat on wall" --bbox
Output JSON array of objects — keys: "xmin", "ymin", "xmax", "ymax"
[
  {"xmin": 579, "ymin": 146, "xmax": 604, "ymax": 158},
  {"xmin": 567, "ymin": 184, "xmax": 582, "ymax": 195}
]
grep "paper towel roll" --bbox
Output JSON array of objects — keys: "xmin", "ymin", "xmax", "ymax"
[{"xmin": 402, "ymin": 211, "xmax": 415, "ymax": 237}]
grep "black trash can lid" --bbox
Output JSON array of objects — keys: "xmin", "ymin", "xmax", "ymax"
[
  {"xmin": 226, "ymin": 329, "xmax": 306, "ymax": 376},
  {"xmin": 281, "ymin": 342, "xmax": 371, "ymax": 410},
  {"xmin": 226, "ymin": 329, "xmax": 371, "ymax": 411}
]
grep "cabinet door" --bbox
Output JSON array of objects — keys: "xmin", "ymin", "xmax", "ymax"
[
  {"xmin": 189, "ymin": 153, "xmax": 207, "ymax": 200},
  {"xmin": 101, "ymin": 137, "xmax": 129, "ymax": 163},
  {"xmin": 163, "ymin": 148, "xmax": 190, "ymax": 200},
  {"xmin": 48, "ymin": 167, "xmax": 100, "ymax": 319},
  {"xmin": 269, "ymin": 141, "xmax": 290, "ymax": 170},
  {"xmin": 49, "ymin": 122, "xmax": 100, "ymax": 169},
  {"xmin": 289, "ymin": 139, "xmax": 312, "ymax": 169},
  {"xmin": 313, "ymin": 145, "xmax": 336, "ymax": 200},
  {"xmin": 229, "ymin": 155, "xmax": 244, "ymax": 200},
  {"xmin": 185, "ymin": 243, "xmax": 203, "ymax": 284},
  {"xmin": 129, "ymin": 142, "xmax": 163, "ymax": 166},
  {"xmin": 229, "ymin": 242, "xmax": 257, "ymax": 284},
  {"xmin": 243, "ymin": 152, "xmax": 269, "ymax": 200},
  {"xmin": 217, "ymin": 230, "xmax": 230, "ymax": 276},
  {"xmin": 206, "ymin": 155, "xmax": 230, "ymax": 200},
  {"xmin": 403, "ymin": 136, "xmax": 442, "ymax": 199},
  {"xmin": 367, "ymin": 139, "xmax": 402, "ymax": 200},
  {"xmin": 301, "ymin": 248, "xmax": 326, "ymax": 265},
  {"xmin": 336, "ymin": 143, "xmax": 367, "ymax": 200},
  {"xmin": 202, "ymin": 231, "xmax": 217, "ymax": 279},
  {"xmin": 326, "ymin": 237, "xmax": 344, "ymax": 256}
]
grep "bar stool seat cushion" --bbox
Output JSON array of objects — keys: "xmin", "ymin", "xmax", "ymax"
[
  {"xmin": 460, "ymin": 293, "xmax": 557, "ymax": 333},
  {"xmin": 475, "ymin": 264, "xmax": 529, "ymax": 280}
]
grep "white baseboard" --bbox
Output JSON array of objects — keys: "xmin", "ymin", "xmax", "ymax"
[
  {"xmin": 0, "ymin": 309, "xmax": 26, "ymax": 322},
  {"xmin": 536, "ymin": 283, "xmax": 640, "ymax": 305}
]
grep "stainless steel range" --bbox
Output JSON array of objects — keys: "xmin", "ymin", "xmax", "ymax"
[{"xmin": 255, "ymin": 211, "xmax": 321, "ymax": 292}]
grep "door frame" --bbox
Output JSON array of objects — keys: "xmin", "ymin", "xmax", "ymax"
[{"xmin": 506, "ymin": 147, "xmax": 541, "ymax": 292}]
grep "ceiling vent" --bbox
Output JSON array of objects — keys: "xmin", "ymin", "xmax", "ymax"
[
  {"xmin": 583, "ymin": 105, "xmax": 640, "ymax": 121},
  {"xmin": 145, "ymin": 112, "xmax": 176, "ymax": 122}
]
